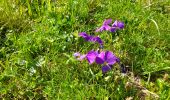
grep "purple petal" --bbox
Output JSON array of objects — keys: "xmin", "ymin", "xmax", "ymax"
[
  {"xmin": 110, "ymin": 27, "xmax": 117, "ymax": 32},
  {"xmin": 96, "ymin": 57, "xmax": 105, "ymax": 64},
  {"xmin": 95, "ymin": 51, "xmax": 105, "ymax": 64},
  {"xmin": 74, "ymin": 52, "xmax": 86, "ymax": 61},
  {"xmin": 79, "ymin": 32, "xmax": 88, "ymax": 37},
  {"xmin": 89, "ymin": 36, "xmax": 96, "ymax": 42},
  {"xmin": 112, "ymin": 20, "xmax": 118, "ymax": 27},
  {"xmin": 98, "ymin": 51, "xmax": 105, "ymax": 59},
  {"xmin": 77, "ymin": 55, "xmax": 86, "ymax": 61},
  {"xmin": 91, "ymin": 36, "xmax": 103, "ymax": 45},
  {"xmin": 105, "ymin": 51, "xmax": 118, "ymax": 65},
  {"xmin": 86, "ymin": 51, "xmax": 98, "ymax": 64},
  {"xmin": 95, "ymin": 28, "xmax": 101, "ymax": 32},
  {"xmin": 95, "ymin": 19, "xmax": 112, "ymax": 32},
  {"xmin": 107, "ymin": 58, "xmax": 117, "ymax": 65},
  {"xmin": 102, "ymin": 65, "xmax": 112, "ymax": 73},
  {"xmin": 105, "ymin": 51, "xmax": 113, "ymax": 60},
  {"xmin": 95, "ymin": 25, "xmax": 111, "ymax": 32},
  {"xmin": 73, "ymin": 52, "xmax": 80, "ymax": 57},
  {"xmin": 117, "ymin": 21, "xmax": 124, "ymax": 29},
  {"xmin": 95, "ymin": 26, "xmax": 105, "ymax": 32},
  {"xmin": 79, "ymin": 32, "xmax": 91, "ymax": 41},
  {"xmin": 112, "ymin": 20, "xmax": 124, "ymax": 29},
  {"xmin": 116, "ymin": 58, "xmax": 120, "ymax": 63},
  {"xmin": 103, "ymin": 25, "xmax": 111, "ymax": 31},
  {"xmin": 103, "ymin": 19, "xmax": 112, "ymax": 25},
  {"xmin": 95, "ymin": 36, "xmax": 103, "ymax": 45},
  {"xmin": 87, "ymin": 36, "xmax": 94, "ymax": 41},
  {"xmin": 79, "ymin": 32, "xmax": 103, "ymax": 45}
]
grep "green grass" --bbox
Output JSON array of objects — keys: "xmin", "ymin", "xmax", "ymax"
[{"xmin": 0, "ymin": 0, "xmax": 170, "ymax": 99}]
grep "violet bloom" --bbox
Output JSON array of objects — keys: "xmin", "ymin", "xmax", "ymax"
[
  {"xmin": 79, "ymin": 32, "xmax": 91, "ymax": 41},
  {"xmin": 110, "ymin": 20, "xmax": 124, "ymax": 32},
  {"xmin": 95, "ymin": 19, "xmax": 112, "ymax": 32},
  {"xmin": 73, "ymin": 52, "xmax": 86, "ymax": 61},
  {"xmin": 91, "ymin": 36, "xmax": 103, "ymax": 45},
  {"xmin": 86, "ymin": 50, "xmax": 98, "ymax": 64},
  {"xmin": 79, "ymin": 32, "xmax": 103, "ymax": 45},
  {"xmin": 86, "ymin": 50, "xmax": 120, "ymax": 73},
  {"xmin": 95, "ymin": 51, "xmax": 120, "ymax": 73}
]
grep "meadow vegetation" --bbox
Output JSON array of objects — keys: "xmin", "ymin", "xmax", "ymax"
[{"xmin": 0, "ymin": 0, "xmax": 170, "ymax": 99}]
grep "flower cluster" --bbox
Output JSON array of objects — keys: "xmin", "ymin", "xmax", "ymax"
[
  {"xmin": 95, "ymin": 19, "xmax": 124, "ymax": 33},
  {"xmin": 79, "ymin": 32, "xmax": 103, "ymax": 45},
  {"xmin": 74, "ymin": 19, "xmax": 124, "ymax": 73}
]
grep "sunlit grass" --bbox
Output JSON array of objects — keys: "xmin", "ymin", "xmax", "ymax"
[{"xmin": 0, "ymin": 0, "xmax": 170, "ymax": 99}]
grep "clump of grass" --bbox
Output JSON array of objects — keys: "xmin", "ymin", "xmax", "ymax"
[{"xmin": 0, "ymin": 0, "xmax": 32, "ymax": 33}]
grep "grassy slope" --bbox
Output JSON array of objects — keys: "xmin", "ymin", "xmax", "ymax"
[{"xmin": 0, "ymin": 0, "xmax": 170, "ymax": 99}]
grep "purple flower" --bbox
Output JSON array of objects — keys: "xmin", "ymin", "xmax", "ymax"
[
  {"xmin": 79, "ymin": 32, "xmax": 103, "ymax": 45},
  {"xmin": 95, "ymin": 19, "xmax": 112, "ymax": 32},
  {"xmin": 78, "ymin": 55, "xmax": 86, "ymax": 61},
  {"xmin": 86, "ymin": 50, "xmax": 98, "ymax": 64},
  {"xmin": 112, "ymin": 20, "xmax": 124, "ymax": 29},
  {"xmin": 91, "ymin": 36, "xmax": 103, "ymax": 45},
  {"xmin": 95, "ymin": 51, "xmax": 120, "ymax": 73},
  {"xmin": 86, "ymin": 50, "xmax": 120, "ymax": 73},
  {"xmin": 73, "ymin": 52, "xmax": 86, "ymax": 61},
  {"xmin": 110, "ymin": 20, "xmax": 124, "ymax": 32},
  {"xmin": 79, "ymin": 32, "xmax": 91, "ymax": 41},
  {"xmin": 95, "ymin": 19, "xmax": 124, "ymax": 33},
  {"xmin": 73, "ymin": 52, "xmax": 81, "ymax": 57}
]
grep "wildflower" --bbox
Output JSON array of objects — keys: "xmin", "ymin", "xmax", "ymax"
[
  {"xmin": 95, "ymin": 19, "xmax": 112, "ymax": 32},
  {"xmin": 95, "ymin": 51, "xmax": 120, "ymax": 73},
  {"xmin": 79, "ymin": 32, "xmax": 103, "ymax": 45},
  {"xmin": 95, "ymin": 19, "xmax": 124, "ymax": 33},
  {"xmin": 73, "ymin": 52, "xmax": 86, "ymax": 61},
  {"xmin": 86, "ymin": 50, "xmax": 120, "ymax": 73},
  {"xmin": 110, "ymin": 20, "xmax": 124, "ymax": 32},
  {"xmin": 86, "ymin": 50, "xmax": 98, "ymax": 64},
  {"xmin": 79, "ymin": 32, "xmax": 91, "ymax": 41},
  {"xmin": 91, "ymin": 36, "xmax": 103, "ymax": 45},
  {"xmin": 73, "ymin": 52, "xmax": 81, "ymax": 57}
]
